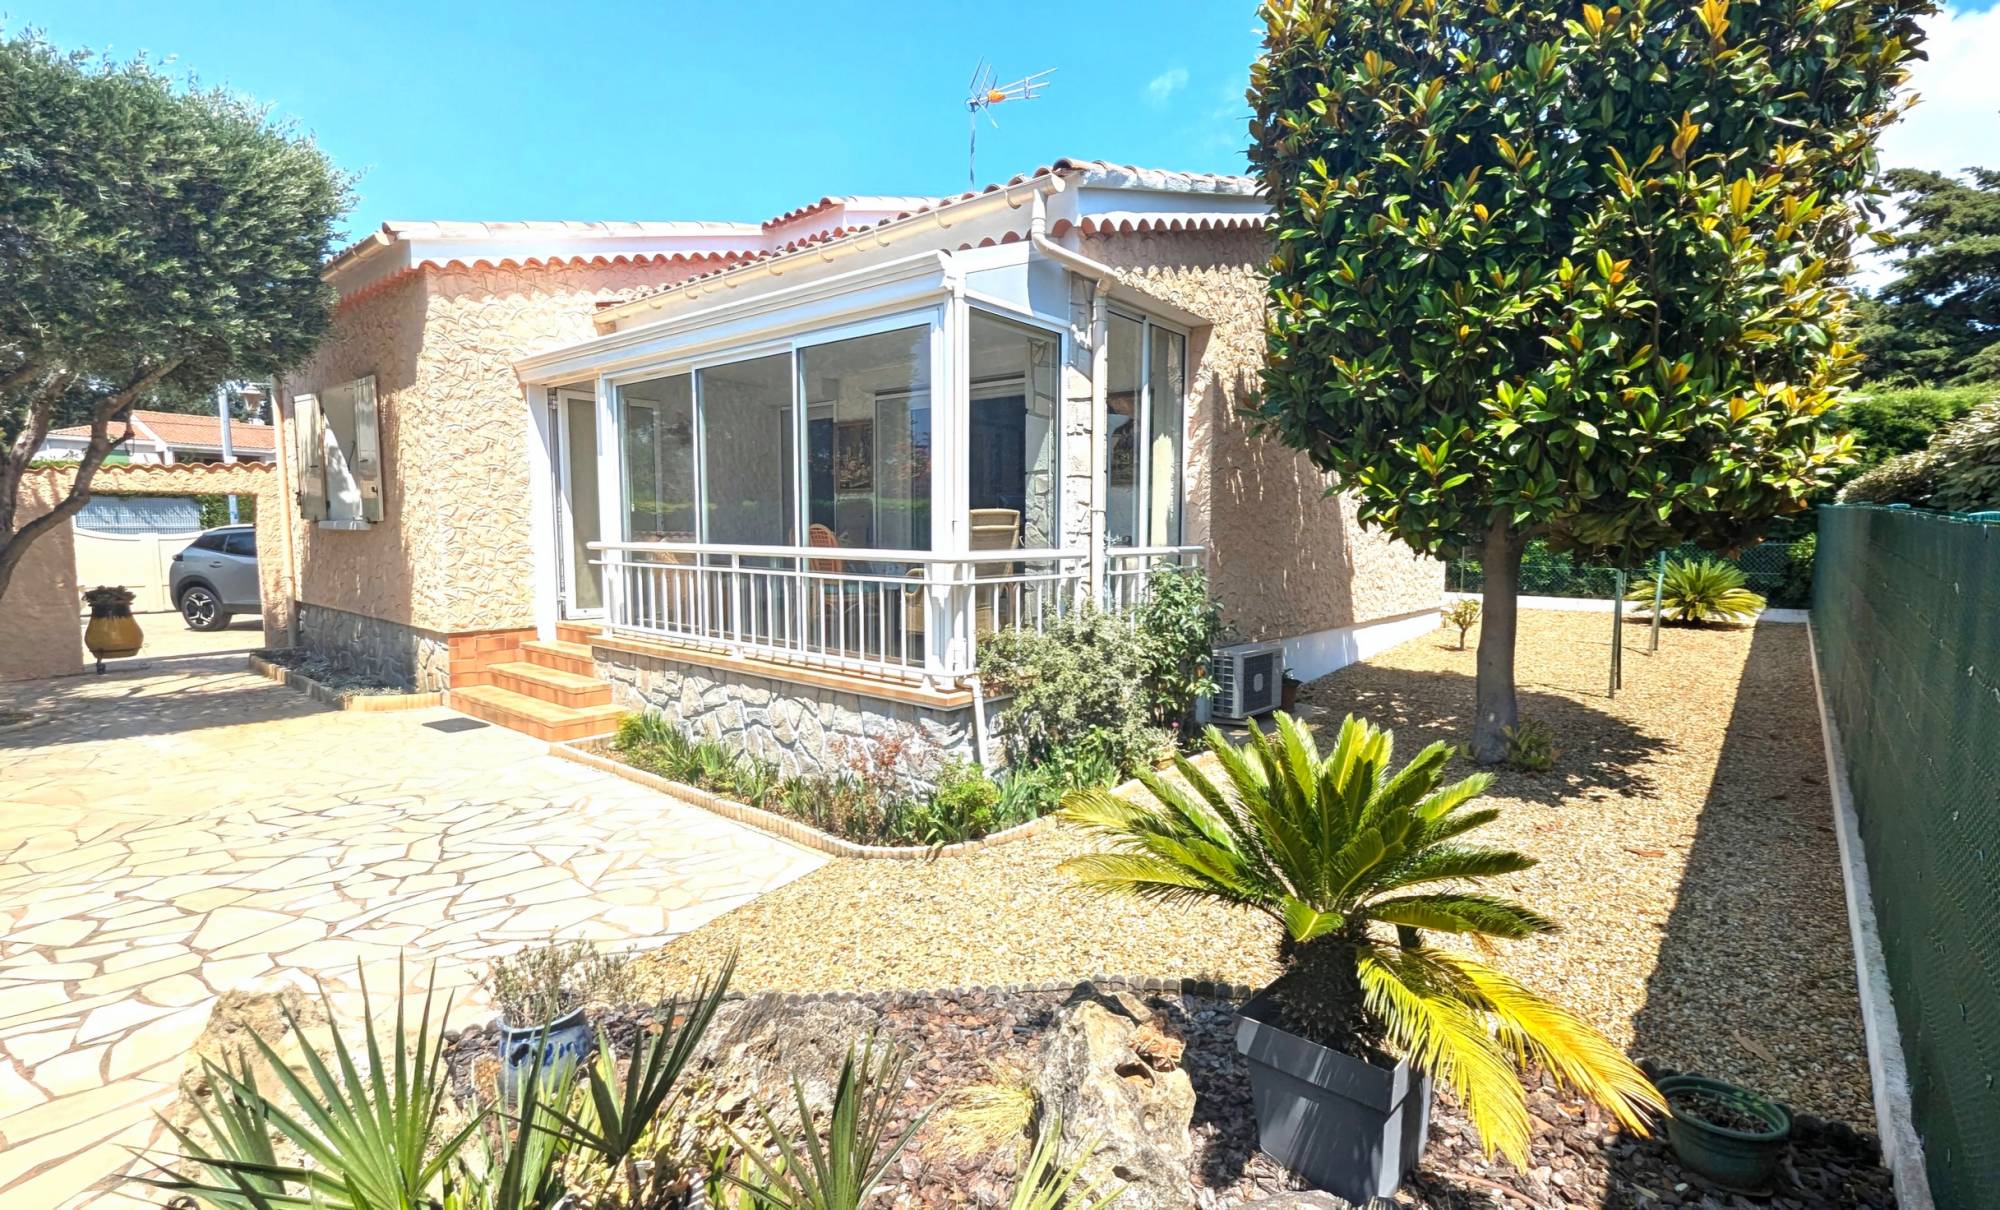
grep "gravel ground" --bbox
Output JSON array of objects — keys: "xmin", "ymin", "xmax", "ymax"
[{"xmin": 633, "ymin": 611, "xmax": 1872, "ymax": 1127}]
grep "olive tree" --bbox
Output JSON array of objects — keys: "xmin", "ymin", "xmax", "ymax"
[
  {"xmin": 0, "ymin": 34, "xmax": 349, "ymax": 601},
  {"xmin": 1248, "ymin": 0, "xmax": 1927, "ymax": 760}
]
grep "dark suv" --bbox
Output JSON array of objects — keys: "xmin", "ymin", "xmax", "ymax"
[{"xmin": 170, "ymin": 525, "xmax": 260, "ymax": 630}]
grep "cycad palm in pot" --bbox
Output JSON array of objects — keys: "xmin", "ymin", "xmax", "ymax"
[{"xmin": 1058, "ymin": 713, "xmax": 1665, "ymax": 1201}]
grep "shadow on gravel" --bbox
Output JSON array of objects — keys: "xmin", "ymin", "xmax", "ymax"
[{"xmin": 1293, "ymin": 664, "xmax": 1667, "ymax": 805}]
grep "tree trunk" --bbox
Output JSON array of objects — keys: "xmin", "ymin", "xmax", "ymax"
[{"xmin": 1470, "ymin": 514, "xmax": 1524, "ymax": 764}]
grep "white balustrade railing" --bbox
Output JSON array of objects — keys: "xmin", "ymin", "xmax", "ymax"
[
  {"xmin": 590, "ymin": 540, "xmax": 1089, "ymax": 682},
  {"xmin": 1104, "ymin": 545, "xmax": 1207, "ymax": 612}
]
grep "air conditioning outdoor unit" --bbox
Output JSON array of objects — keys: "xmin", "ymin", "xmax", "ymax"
[{"xmin": 1210, "ymin": 640, "xmax": 1286, "ymax": 722}]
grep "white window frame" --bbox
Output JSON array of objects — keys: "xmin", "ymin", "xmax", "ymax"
[{"xmin": 1105, "ymin": 308, "xmax": 1190, "ymax": 550}]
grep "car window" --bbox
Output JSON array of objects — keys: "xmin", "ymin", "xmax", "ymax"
[
  {"xmin": 223, "ymin": 531, "xmax": 257, "ymax": 557},
  {"xmin": 190, "ymin": 532, "xmax": 228, "ymax": 552}
]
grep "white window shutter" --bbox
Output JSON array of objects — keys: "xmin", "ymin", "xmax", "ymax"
[
  {"xmin": 294, "ymin": 392, "xmax": 328, "ymax": 521},
  {"xmin": 350, "ymin": 375, "xmax": 383, "ymax": 522}
]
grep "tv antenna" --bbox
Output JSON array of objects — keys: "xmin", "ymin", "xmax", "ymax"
[{"xmin": 965, "ymin": 60, "xmax": 1054, "ymax": 187}]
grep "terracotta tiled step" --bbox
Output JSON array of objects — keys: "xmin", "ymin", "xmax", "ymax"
[
  {"xmin": 523, "ymin": 639, "xmax": 594, "ymax": 677},
  {"xmin": 555, "ymin": 621, "xmax": 601, "ymax": 645},
  {"xmin": 487, "ymin": 660, "xmax": 612, "ymax": 709},
  {"xmin": 448, "ymin": 684, "xmax": 623, "ymax": 743}
]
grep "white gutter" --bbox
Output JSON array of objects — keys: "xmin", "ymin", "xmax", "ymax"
[{"xmin": 1030, "ymin": 186, "xmax": 1118, "ymax": 601}]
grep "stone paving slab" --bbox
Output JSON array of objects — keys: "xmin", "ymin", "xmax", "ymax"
[{"xmin": 0, "ymin": 654, "xmax": 825, "ymax": 1207}]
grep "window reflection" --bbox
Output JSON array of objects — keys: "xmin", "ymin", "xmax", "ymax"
[
  {"xmin": 801, "ymin": 326, "xmax": 931, "ymax": 553},
  {"xmin": 967, "ymin": 312, "xmax": 1060, "ymax": 551}
]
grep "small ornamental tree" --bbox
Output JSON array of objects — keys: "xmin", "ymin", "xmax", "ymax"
[
  {"xmin": 1248, "ymin": 0, "xmax": 1927, "ymax": 760},
  {"xmin": 0, "ymin": 34, "xmax": 349, "ymax": 601}
]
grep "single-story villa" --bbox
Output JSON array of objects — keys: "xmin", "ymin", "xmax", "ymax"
[{"xmin": 273, "ymin": 158, "xmax": 1442, "ymax": 768}]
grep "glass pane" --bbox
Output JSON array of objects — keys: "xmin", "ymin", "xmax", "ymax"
[
  {"xmin": 967, "ymin": 312, "xmax": 1060, "ymax": 550},
  {"xmin": 563, "ymin": 394, "xmax": 602, "ymax": 610},
  {"xmin": 618, "ymin": 375, "xmax": 696, "ymax": 542},
  {"xmin": 698, "ymin": 353, "xmax": 795, "ymax": 546},
  {"xmin": 1104, "ymin": 313, "xmax": 1144, "ymax": 547},
  {"xmin": 1146, "ymin": 326, "xmax": 1186, "ymax": 546},
  {"xmin": 801, "ymin": 326, "xmax": 931, "ymax": 553}
]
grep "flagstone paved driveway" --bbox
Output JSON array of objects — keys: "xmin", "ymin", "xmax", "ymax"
[{"xmin": 0, "ymin": 654, "xmax": 825, "ymax": 1208}]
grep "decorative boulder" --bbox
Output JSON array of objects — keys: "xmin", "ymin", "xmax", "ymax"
[
  {"xmin": 679, "ymin": 996, "xmax": 888, "ymax": 1144},
  {"xmin": 1032, "ymin": 989, "xmax": 1198, "ymax": 1210}
]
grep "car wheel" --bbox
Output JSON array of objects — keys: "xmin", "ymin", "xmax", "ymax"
[{"xmin": 179, "ymin": 586, "xmax": 229, "ymax": 632}]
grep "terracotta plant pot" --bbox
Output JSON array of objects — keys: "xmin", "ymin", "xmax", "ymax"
[{"xmin": 82, "ymin": 586, "xmax": 143, "ymax": 670}]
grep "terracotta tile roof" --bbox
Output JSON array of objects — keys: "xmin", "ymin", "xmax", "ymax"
[{"xmin": 47, "ymin": 409, "xmax": 277, "ymax": 453}]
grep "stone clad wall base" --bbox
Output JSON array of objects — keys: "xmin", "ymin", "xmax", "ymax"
[
  {"xmin": 295, "ymin": 602, "xmax": 450, "ymax": 692},
  {"xmin": 596, "ymin": 648, "xmax": 991, "ymax": 785}
]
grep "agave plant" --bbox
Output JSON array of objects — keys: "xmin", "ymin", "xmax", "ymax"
[
  {"xmin": 725, "ymin": 1038, "xmax": 926, "ymax": 1210},
  {"xmin": 1628, "ymin": 557, "xmax": 1766, "ymax": 624},
  {"xmin": 1057, "ymin": 713, "xmax": 1664, "ymax": 1167}
]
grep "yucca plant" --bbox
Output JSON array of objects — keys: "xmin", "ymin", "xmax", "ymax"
[
  {"xmin": 726, "ymin": 1038, "xmax": 925, "ymax": 1210},
  {"xmin": 1057, "ymin": 714, "xmax": 1664, "ymax": 1167},
  {"xmin": 1005, "ymin": 1113, "xmax": 1119, "ymax": 1210},
  {"xmin": 1628, "ymin": 558, "xmax": 1766, "ymax": 625},
  {"xmin": 139, "ymin": 961, "xmax": 486, "ymax": 1209}
]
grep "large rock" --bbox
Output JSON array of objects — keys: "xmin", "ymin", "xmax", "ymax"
[
  {"xmin": 678, "ymin": 996, "xmax": 888, "ymax": 1147},
  {"xmin": 1032, "ymin": 989, "xmax": 1198, "ymax": 1210},
  {"xmin": 175, "ymin": 975, "xmax": 331, "ymax": 1109}
]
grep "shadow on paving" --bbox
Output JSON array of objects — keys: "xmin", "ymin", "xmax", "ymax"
[
  {"xmin": 0, "ymin": 652, "xmax": 325, "ymax": 749},
  {"xmin": 1612, "ymin": 622, "xmax": 1873, "ymax": 1193},
  {"xmin": 1295, "ymin": 663, "xmax": 1667, "ymax": 805}
]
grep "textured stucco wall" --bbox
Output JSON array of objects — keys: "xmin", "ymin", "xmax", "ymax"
[
  {"xmin": 282, "ymin": 260, "xmax": 705, "ymax": 641},
  {"xmin": 1, "ymin": 475, "xmax": 82, "ymax": 681},
  {"xmin": 1083, "ymin": 230, "xmax": 1443, "ymax": 641}
]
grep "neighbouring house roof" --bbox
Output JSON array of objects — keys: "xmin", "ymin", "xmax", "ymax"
[
  {"xmin": 323, "ymin": 158, "xmax": 1266, "ymax": 307},
  {"xmin": 44, "ymin": 409, "xmax": 277, "ymax": 454}
]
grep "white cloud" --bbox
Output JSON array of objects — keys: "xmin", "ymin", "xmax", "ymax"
[
  {"xmin": 1145, "ymin": 67, "xmax": 1189, "ymax": 107},
  {"xmin": 1879, "ymin": 3, "xmax": 2000, "ymax": 174}
]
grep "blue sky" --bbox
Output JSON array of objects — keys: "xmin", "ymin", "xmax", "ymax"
[
  {"xmin": 17, "ymin": 1, "xmax": 1995, "ymax": 250},
  {"xmin": 18, "ymin": 1, "xmax": 1264, "ymax": 240}
]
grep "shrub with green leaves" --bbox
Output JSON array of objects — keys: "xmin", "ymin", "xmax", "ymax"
[
  {"xmin": 1442, "ymin": 599, "xmax": 1481, "ymax": 649},
  {"xmin": 1628, "ymin": 557, "xmax": 1766, "ymax": 624},
  {"xmin": 1131, "ymin": 567, "xmax": 1225, "ymax": 731},
  {"xmin": 978, "ymin": 606, "xmax": 1167, "ymax": 775},
  {"xmin": 1838, "ymin": 447, "xmax": 1941, "ymax": 507},
  {"xmin": 1929, "ymin": 399, "xmax": 2000, "ymax": 513},
  {"xmin": 484, "ymin": 939, "xmax": 640, "ymax": 1028},
  {"xmin": 1247, "ymin": 0, "xmax": 1926, "ymax": 759}
]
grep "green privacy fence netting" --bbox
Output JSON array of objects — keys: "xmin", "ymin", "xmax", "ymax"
[
  {"xmin": 1815, "ymin": 504, "xmax": 2000, "ymax": 1209},
  {"xmin": 1446, "ymin": 538, "xmax": 1812, "ymax": 606}
]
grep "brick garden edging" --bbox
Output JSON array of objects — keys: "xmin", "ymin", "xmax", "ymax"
[
  {"xmin": 551, "ymin": 739, "xmax": 1059, "ymax": 860},
  {"xmin": 247, "ymin": 653, "xmax": 445, "ymax": 713}
]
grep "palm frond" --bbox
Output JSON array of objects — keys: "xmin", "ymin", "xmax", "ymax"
[
  {"xmin": 1367, "ymin": 892, "xmax": 1556, "ymax": 939},
  {"xmin": 1006, "ymin": 1113, "xmax": 1121, "ymax": 1210},
  {"xmin": 1429, "ymin": 951, "xmax": 1666, "ymax": 1136},
  {"xmin": 1356, "ymin": 944, "xmax": 1533, "ymax": 1168}
]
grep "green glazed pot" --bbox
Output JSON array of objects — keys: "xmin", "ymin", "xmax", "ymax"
[{"xmin": 1659, "ymin": 1075, "xmax": 1792, "ymax": 1195}]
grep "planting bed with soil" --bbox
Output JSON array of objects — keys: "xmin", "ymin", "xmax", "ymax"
[{"xmin": 441, "ymin": 983, "xmax": 1893, "ymax": 1210}]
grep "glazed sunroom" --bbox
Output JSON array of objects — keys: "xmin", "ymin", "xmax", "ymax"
[{"xmin": 516, "ymin": 174, "xmax": 1261, "ymax": 689}]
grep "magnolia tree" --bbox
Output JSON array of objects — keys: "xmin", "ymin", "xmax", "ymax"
[
  {"xmin": 0, "ymin": 34, "xmax": 348, "ymax": 601},
  {"xmin": 1248, "ymin": 0, "xmax": 1929, "ymax": 760}
]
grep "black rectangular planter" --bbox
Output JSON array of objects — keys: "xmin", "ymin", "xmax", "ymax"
[{"xmin": 1234, "ymin": 989, "xmax": 1432, "ymax": 1202}]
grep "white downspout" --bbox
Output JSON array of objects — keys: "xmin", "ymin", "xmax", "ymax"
[{"xmin": 1029, "ymin": 189, "xmax": 1116, "ymax": 606}]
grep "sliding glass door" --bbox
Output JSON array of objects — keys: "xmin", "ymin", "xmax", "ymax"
[{"xmin": 1104, "ymin": 311, "xmax": 1187, "ymax": 549}]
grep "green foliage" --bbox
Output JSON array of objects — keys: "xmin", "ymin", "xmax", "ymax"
[
  {"xmin": 614, "ymin": 712, "xmax": 1058, "ymax": 847},
  {"xmin": 1247, "ymin": 0, "xmax": 1926, "ymax": 562},
  {"xmin": 1929, "ymin": 399, "xmax": 2000, "ymax": 512},
  {"xmin": 1854, "ymin": 169, "xmax": 2000, "ymax": 387},
  {"xmin": 1779, "ymin": 533, "xmax": 1817, "ymax": 606},
  {"xmin": 726, "ymin": 1039, "xmax": 925, "ymax": 1210},
  {"xmin": 1628, "ymin": 557, "xmax": 1766, "ymax": 624},
  {"xmin": 484, "ymin": 939, "xmax": 641, "ymax": 1029},
  {"xmin": 1131, "ymin": 568, "xmax": 1225, "ymax": 729},
  {"xmin": 1830, "ymin": 385, "xmax": 1991, "ymax": 476},
  {"xmin": 1, "ymin": 32, "xmax": 350, "ymax": 597},
  {"xmin": 1442, "ymin": 599, "xmax": 1481, "ymax": 649},
  {"xmin": 1500, "ymin": 720, "xmax": 1558, "ymax": 773},
  {"xmin": 1005, "ymin": 1113, "xmax": 1120, "ymax": 1210},
  {"xmin": 143, "ymin": 963, "xmax": 486, "ymax": 1208},
  {"xmin": 1057, "ymin": 713, "xmax": 1664, "ymax": 1167},
  {"xmin": 1838, "ymin": 448, "xmax": 1941, "ymax": 506},
  {"xmin": 978, "ymin": 607, "xmax": 1169, "ymax": 774}
]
